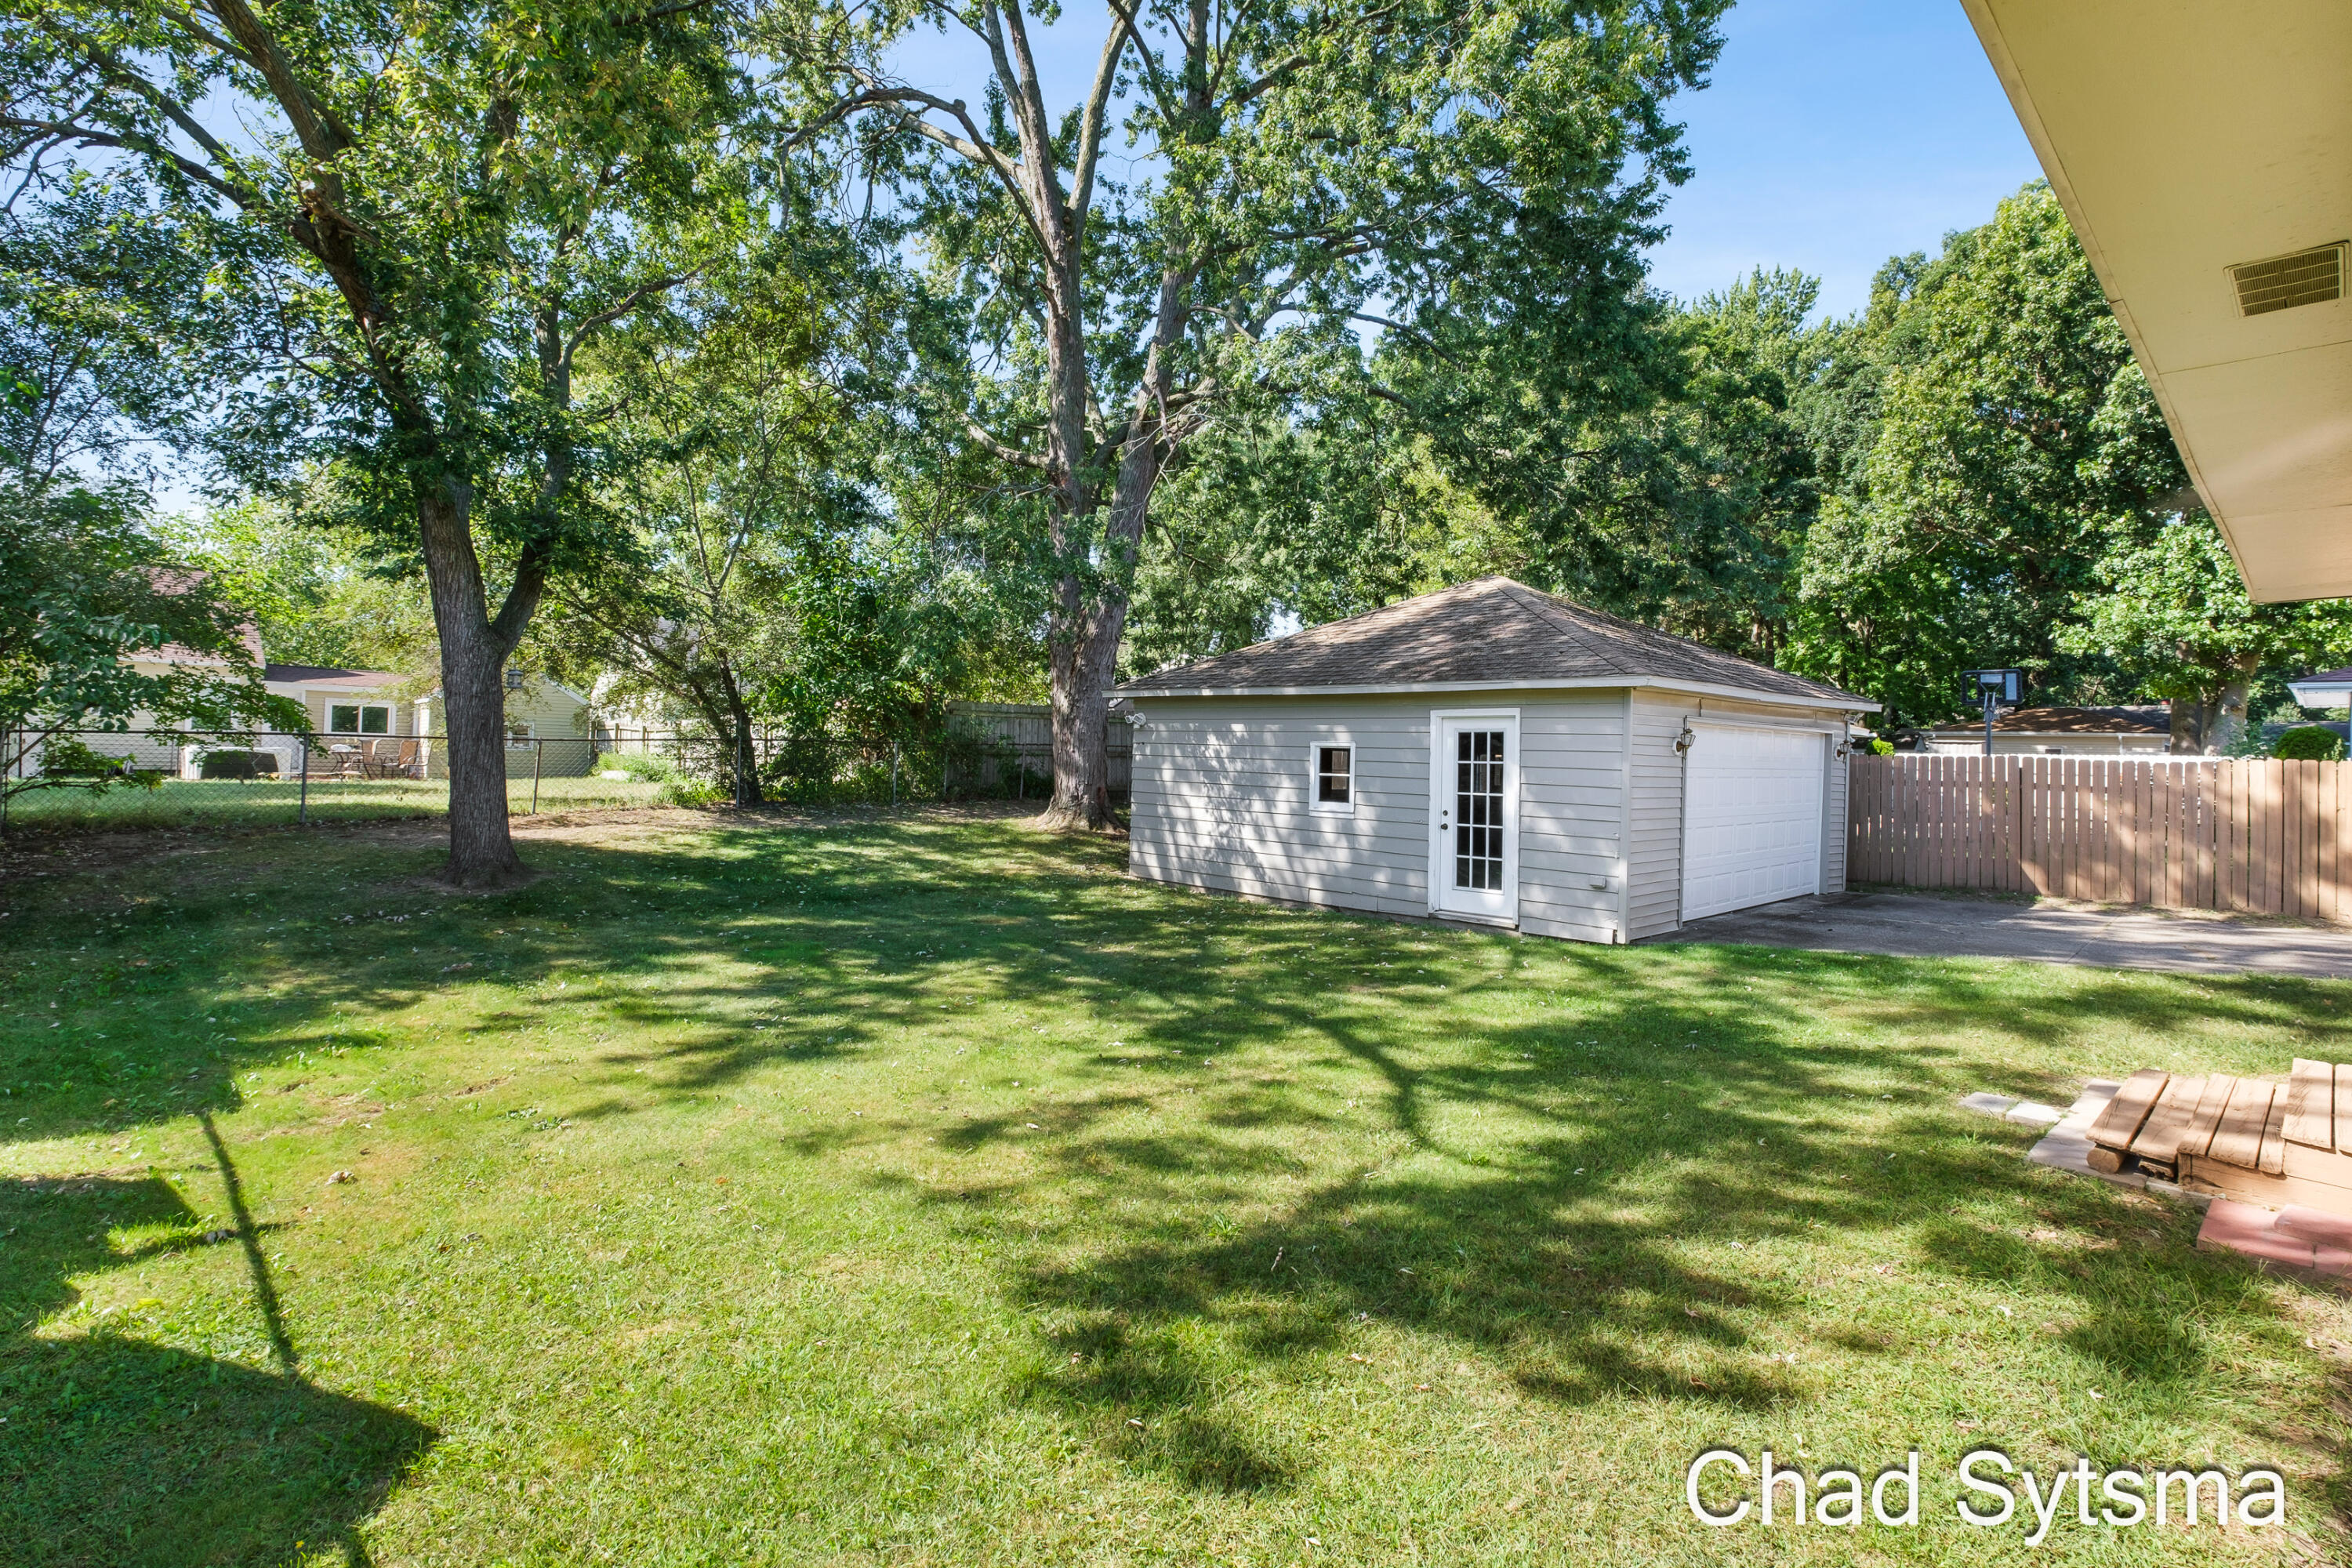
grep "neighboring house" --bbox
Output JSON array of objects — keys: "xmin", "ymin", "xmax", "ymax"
[
  {"xmin": 265, "ymin": 661, "xmax": 417, "ymax": 731},
  {"xmin": 587, "ymin": 675, "xmax": 684, "ymax": 756},
  {"xmin": 416, "ymin": 673, "xmax": 595, "ymax": 779},
  {"xmin": 1921, "ymin": 705, "xmax": 2173, "ymax": 757},
  {"xmin": 46, "ymin": 615, "xmax": 417, "ymax": 779},
  {"xmin": 2289, "ymin": 668, "xmax": 2352, "ymax": 710},
  {"xmin": 1115, "ymin": 576, "xmax": 1878, "ymax": 946},
  {"xmin": 247, "ymin": 662, "xmax": 423, "ymax": 781}
]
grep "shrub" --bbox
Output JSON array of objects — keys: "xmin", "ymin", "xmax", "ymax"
[
  {"xmin": 600, "ymin": 751, "xmax": 677, "ymax": 782},
  {"xmin": 2273, "ymin": 725, "xmax": 2347, "ymax": 761},
  {"xmin": 1867, "ymin": 738, "xmax": 1895, "ymax": 757},
  {"xmin": 659, "ymin": 775, "xmax": 723, "ymax": 806},
  {"xmin": 198, "ymin": 749, "xmax": 281, "ymax": 780}
]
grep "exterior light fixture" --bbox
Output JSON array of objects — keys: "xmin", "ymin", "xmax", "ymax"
[
  {"xmin": 504, "ymin": 666, "xmax": 524, "ymax": 691},
  {"xmin": 1960, "ymin": 668, "xmax": 2024, "ymax": 757},
  {"xmin": 1673, "ymin": 723, "xmax": 1697, "ymax": 755}
]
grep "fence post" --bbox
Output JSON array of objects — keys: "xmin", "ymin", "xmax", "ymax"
[
  {"xmin": 532, "ymin": 739, "xmax": 543, "ymax": 815},
  {"xmin": 891, "ymin": 744, "xmax": 900, "ymax": 808},
  {"xmin": 298, "ymin": 735, "xmax": 309, "ymax": 825}
]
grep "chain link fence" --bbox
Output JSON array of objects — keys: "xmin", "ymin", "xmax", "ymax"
[
  {"xmin": 2, "ymin": 729, "xmax": 664, "ymax": 832},
  {"xmin": 0, "ymin": 726, "xmax": 996, "ymax": 831}
]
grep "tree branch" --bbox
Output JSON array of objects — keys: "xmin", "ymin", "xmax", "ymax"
[
  {"xmin": 0, "ymin": 115, "xmax": 258, "ymax": 210},
  {"xmin": 489, "ymin": 535, "xmax": 557, "ymax": 657},
  {"xmin": 154, "ymin": 4, "xmax": 264, "ymax": 71},
  {"xmin": 1069, "ymin": 13, "xmax": 1131, "ymax": 232},
  {"xmin": 965, "ymin": 417, "xmax": 1052, "ymax": 470},
  {"xmin": 561, "ymin": 269, "xmax": 702, "ymax": 368}
]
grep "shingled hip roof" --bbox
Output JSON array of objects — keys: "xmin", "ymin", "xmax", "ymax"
[{"xmin": 1116, "ymin": 577, "xmax": 1874, "ymax": 710}]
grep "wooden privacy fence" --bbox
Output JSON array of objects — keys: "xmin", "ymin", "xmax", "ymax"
[
  {"xmin": 1848, "ymin": 755, "xmax": 2352, "ymax": 920},
  {"xmin": 943, "ymin": 701, "xmax": 1131, "ymax": 798}
]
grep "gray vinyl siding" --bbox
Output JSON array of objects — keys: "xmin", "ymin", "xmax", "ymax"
[
  {"xmin": 1625, "ymin": 690, "xmax": 1691, "ymax": 941},
  {"xmin": 1127, "ymin": 691, "xmax": 1624, "ymax": 939},
  {"xmin": 1512, "ymin": 696, "xmax": 1626, "ymax": 942}
]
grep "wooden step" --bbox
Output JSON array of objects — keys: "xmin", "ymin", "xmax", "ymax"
[
  {"xmin": 2129, "ymin": 1075, "xmax": 2208, "ymax": 1163},
  {"xmin": 2208, "ymin": 1077, "xmax": 2279, "ymax": 1171},
  {"xmin": 2182, "ymin": 1074, "xmax": 2237, "ymax": 1161},
  {"xmin": 2285, "ymin": 1058, "xmax": 2336, "ymax": 1149},
  {"xmin": 2087, "ymin": 1069, "xmax": 2169, "ymax": 1152}
]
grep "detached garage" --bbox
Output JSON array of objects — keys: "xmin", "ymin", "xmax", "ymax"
[{"xmin": 1118, "ymin": 577, "xmax": 1878, "ymax": 943}]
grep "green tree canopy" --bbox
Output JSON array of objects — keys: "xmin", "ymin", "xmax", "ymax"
[
  {"xmin": 2059, "ymin": 512, "xmax": 2352, "ymax": 752},
  {"xmin": 7, "ymin": 0, "xmax": 761, "ymax": 884},
  {"xmin": 769, "ymin": 0, "xmax": 1730, "ymax": 824},
  {"xmin": 1784, "ymin": 183, "xmax": 2191, "ymax": 725}
]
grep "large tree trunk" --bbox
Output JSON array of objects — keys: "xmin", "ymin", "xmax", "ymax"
[
  {"xmin": 1036, "ymin": 249, "xmax": 1185, "ymax": 832},
  {"xmin": 714, "ymin": 661, "xmax": 764, "ymax": 808},
  {"xmin": 2212, "ymin": 652, "xmax": 2260, "ymax": 753},
  {"xmin": 417, "ymin": 484, "xmax": 529, "ymax": 888},
  {"xmin": 1044, "ymin": 590, "xmax": 1123, "ymax": 828},
  {"xmin": 1040, "ymin": 423, "xmax": 1163, "ymax": 830},
  {"xmin": 2169, "ymin": 653, "xmax": 2262, "ymax": 755},
  {"xmin": 2168, "ymin": 697, "xmax": 2205, "ymax": 754}
]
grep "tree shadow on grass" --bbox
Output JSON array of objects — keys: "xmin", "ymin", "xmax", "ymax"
[
  {"xmin": 9, "ymin": 812, "xmax": 2350, "ymax": 1508},
  {"xmin": 0, "ymin": 1124, "xmax": 433, "ymax": 1566},
  {"xmin": 887, "ymin": 935, "xmax": 2347, "ymax": 1492}
]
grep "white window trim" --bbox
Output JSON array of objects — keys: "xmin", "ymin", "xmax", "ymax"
[
  {"xmin": 1425, "ymin": 707, "xmax": 1521, "ymax": 925},
  {"xmin": 326, "ymin": 700, "xmax": 394, "ymax": 736},
  {"xmin": 1308, "ymin": 739, "xmax": 1356, "ymax": 816}
]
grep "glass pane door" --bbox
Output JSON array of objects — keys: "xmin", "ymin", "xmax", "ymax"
[
  {"xmin": 1454, "ymin": 729, "xmax": 1506, "ymax": 890},
  {"xmin": 1431, "ymin": 713, "xmax": 1516, "ymax": 922}
]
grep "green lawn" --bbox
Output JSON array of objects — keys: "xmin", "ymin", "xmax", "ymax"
[{"xmin": 3, "ymin": 808, "xmax": 2348, "ymax": 1566}]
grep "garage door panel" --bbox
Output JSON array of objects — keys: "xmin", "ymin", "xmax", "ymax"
[{"xmin": 1682, "ymin": 728, "xmax": 1824, "ymax": 920}]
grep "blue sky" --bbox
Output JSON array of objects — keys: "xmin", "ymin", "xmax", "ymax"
[
  {"xmin": 1650, "ymin": 0, "xmax": 2043, "ymax": 317},
  {"xmin": 887, "ymin": 0, "xmax": 2045, "ymax": 323}
]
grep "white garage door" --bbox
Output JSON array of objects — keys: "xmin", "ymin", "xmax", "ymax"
[{"xmin": 1682, "ymin": 725, "xmax": 1825, "ymax": 920}]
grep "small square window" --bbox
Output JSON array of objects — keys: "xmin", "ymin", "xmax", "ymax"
[
  {"xmin": 329, "ymin": 704, "xmax": 360, "ymax": 733},
  {"xmin": 1316, "ymin": 745, "xmax": 1352, "ymax": 807}
]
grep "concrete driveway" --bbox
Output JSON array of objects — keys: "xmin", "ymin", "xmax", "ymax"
[{"xmin": 1661, "ymin": 891, "xmax": 2352, "ymax": 979}]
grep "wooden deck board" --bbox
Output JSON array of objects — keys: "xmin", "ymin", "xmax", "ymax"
[
  {"xmin": 2087, "ymin": 1069, "xmax": 2170, "ymax": 1152},
  {"xmin": 2129, "ymin": 1075, "xmax": 2209, "ymax": 1160},
  {"xmin": 2260, "ymin": 1092, "xmax": 2290, "ymax": 1177},
  {"xmin": 2209, "ymin": 1078, "xmax": 2279, "ymax": 1171},
  {"xmin": 2180, "ymin": 1074, "xmax": 2237, "ymax": 1162},
  {"xmin": 2285, "ymin": 1058, "xmax": 2336, "ymax": 1149}
]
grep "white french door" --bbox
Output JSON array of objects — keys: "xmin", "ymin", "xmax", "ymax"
[{"xmin": 1428, "ymin": 711, "xmax": 1519, "ymax": 922}]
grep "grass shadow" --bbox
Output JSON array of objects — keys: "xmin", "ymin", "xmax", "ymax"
[{"xmin": 0, "ymin": 1162, "xmax": 433, "ymax": 1566}]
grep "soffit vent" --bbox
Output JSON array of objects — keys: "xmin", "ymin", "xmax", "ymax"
[{"xmin": 2230, "ymin": 243, "xmax": 2345, "ymax": 317}]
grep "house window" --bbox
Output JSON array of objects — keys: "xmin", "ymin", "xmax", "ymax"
[
  {"xmin": 1313, "ymin": 745, "xmax": 1353, "ymax": 812},
  {"xmin": 329, "ymin": 703, "xmax": 390, "ymax": 735}
]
